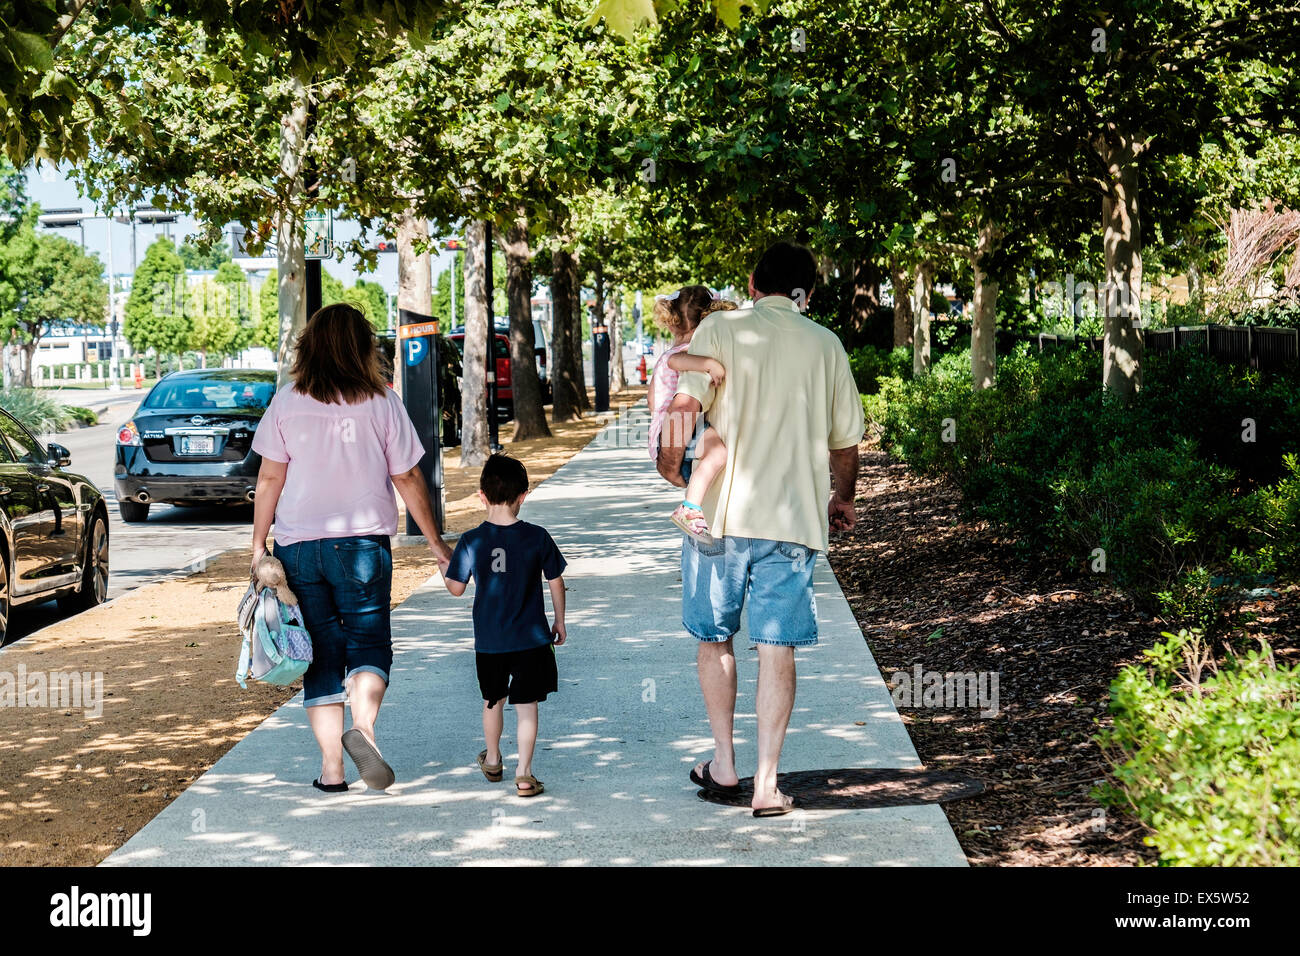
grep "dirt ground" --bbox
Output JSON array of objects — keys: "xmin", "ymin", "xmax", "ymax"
[
  {"xmin": 0, "ymin": 387, "xmax": 643, "ymax": 867},
  {"xmin": 825, "ymin": 441, "xmax": 1297, "ymax": 866}
]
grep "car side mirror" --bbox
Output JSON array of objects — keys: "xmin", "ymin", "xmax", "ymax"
[{"xmin": 47, "ymin": 442, "xmax": 71, "ymax": 468}]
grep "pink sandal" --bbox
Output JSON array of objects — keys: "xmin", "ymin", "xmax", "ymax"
[{"xmin": 671, "ymin": 501, "xmax": 714, "ymax": 544}]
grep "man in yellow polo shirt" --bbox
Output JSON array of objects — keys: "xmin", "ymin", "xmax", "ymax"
[{"xmin": 657, "ymin": 242, "xmax": 865, "ymax": 818}]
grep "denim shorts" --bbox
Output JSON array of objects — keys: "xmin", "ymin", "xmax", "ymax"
[
  {"xmin": 273, "ymin": 535, "xmax": 394, "ymax": 707},
  {"xmin": 680, "ymin": 534, "xmax": 819, "ymax": 646}
]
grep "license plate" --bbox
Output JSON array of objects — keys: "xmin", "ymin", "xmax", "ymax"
[{"xmin": 180, "ymin": 436, "xmax": 215, "ymax": 455}]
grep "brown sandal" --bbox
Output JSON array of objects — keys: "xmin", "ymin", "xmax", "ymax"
[
  {"xmin": 477, "ymin": 750, "xmax": 504, "ymax": 782},
  {"xmin": 515, "ymin": 775, "xmax": 545, "ymax": 797}
]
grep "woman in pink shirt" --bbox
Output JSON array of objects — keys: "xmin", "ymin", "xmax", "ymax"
[{"xmin": 251, "ymin": 304, "xmax": 453, "ymax": 793}]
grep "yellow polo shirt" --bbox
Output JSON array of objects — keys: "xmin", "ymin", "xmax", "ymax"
[{"xmin": 675, "ymin": 296, "xmax": 865, "ymax": 553}]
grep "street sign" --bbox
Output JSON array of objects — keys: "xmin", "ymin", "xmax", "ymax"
[
  {"xmin": 398, "ymin": 321, "xmax": 439, "ymax": 339},
  {"xmin": 405, "ymin": 337, "xmax": 428, "ymax": 366},
  {"xmin": 399, "ymin": 309, "xmax": 444, "ymax": 535},
  {"xmin": 305, "ymin": 211, "xmax": 333, "ymax": 259}
]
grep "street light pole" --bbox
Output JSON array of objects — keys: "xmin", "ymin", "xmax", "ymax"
[{"xmin": 106, "ymin": 217, "xmax": 120, "ymax": 391}]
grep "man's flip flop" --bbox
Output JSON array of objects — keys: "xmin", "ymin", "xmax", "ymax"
[
  {"xmin": 477, "ymin": 749, "xmax": 504, "ymax": 782},
  {"xmin": 312, "ymin": 778, "xmax": 350, "ymax": 793},
  {"xmin": 752, "ymin": 798, "xmax": 798, "ymax": 818},
  {"xmin": 341, "ymin": 728, "xmax": 395, "ymax": 791},
  {"xmin": 690, "ymin": 760, "xmax": 742, "ymax": 796}
]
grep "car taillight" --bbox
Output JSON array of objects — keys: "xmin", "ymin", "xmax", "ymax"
[
  {"xmin": 117, "ymin": 421, "xmax": 141, "ymax": 446},
  {"xmin": 538, "ymin": 351, "xmax": 546, "ymax": 367}
]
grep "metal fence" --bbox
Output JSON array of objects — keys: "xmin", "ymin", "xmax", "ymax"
[{"xmin": 953, "ymin": 323, "xmax": 1300, "ymax": 371}]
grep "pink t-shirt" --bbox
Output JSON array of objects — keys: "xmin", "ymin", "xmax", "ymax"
[
  {"xmin": 252, "ymin": 385, "xmax": 426, "ymax": 546},
  {"xmin": 647, "ymin": 343, "xmax": 689, "ymax": 460}
]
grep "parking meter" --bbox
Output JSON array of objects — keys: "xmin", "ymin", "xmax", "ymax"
[
  {"xmin": 398, "ymin": 308, "xmax": 445, "ymax": 535},
  {"xmin": 592, "ymin": 322, "xmax": 610, "ymax": 412}
]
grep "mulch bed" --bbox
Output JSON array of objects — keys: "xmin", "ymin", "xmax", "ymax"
[{"xmin": 825, "ymin": 446, "xmax": 1168, "ymax": 865}]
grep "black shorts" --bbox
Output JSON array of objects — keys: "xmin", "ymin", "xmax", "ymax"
[{"xmin": 476, "ymin": 643, "xmax": 558, "ymax": 705}]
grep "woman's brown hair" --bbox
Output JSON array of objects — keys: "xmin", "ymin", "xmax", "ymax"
[
  {"xmin": 291, "ymin": 303, "xmax": 388, "ymax": 405},
  {"xmin": 654, "ymin": 285, "xmax": 737, "ymax": 337}
]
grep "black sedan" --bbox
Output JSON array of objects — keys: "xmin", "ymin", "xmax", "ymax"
[
  {"xmin": 114, "ymin": 369, "xmax": 277, "ymax": 522},
  {"xmin": 0, "ymin": 405, "xmax": 109, "ymax": 642}
]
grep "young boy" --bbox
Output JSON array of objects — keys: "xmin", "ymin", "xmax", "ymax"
[{"xmin": 440, "ymin": 454, "xmax": 567, "ymax": 797}]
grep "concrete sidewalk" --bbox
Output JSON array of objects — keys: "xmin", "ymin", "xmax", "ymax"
[{"xmin": 104, "ymin": 408, "xmax": 966, "ymax": 866}]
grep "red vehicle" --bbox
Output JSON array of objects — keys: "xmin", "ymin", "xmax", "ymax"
[{"xmin": 448, "ymin": 331, "xmax": 513, "ymax": 420}]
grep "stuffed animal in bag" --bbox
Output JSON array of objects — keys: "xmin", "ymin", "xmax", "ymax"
[{"xmin": 254, "ymin": 554, "xmax": 298, "ymax": 606}]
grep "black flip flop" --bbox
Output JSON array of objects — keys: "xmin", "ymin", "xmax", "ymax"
[
  {"xmin": 342, "ymin": 728, "xmax": 396, "ymax": 791},
  {"xmin": 312, "ymin": 778, "xmax": 350, "ymax": 793},
  {"xmin": 690, "ymin": 760, "xmax": 742, "ymax": 796},
  {"xmin": 752, "ymin": 798, "xmax": 798, "ymax": 818}
]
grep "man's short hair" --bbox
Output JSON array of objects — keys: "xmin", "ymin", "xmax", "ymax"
[
  {"xmin": 480, "ymin": 454, "xmax": 529, "ymax": 504},
  {"xmin": 752, "ymin": 241, "xmax": 818, "ymax": 300}
]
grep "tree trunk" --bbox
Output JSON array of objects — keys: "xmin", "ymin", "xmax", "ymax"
[
  {"xmin": 970, "ymin": 217, "xmax": 999, "ymax": 391},
  {"xmin": 912, "ymin": 260, "xmax": 934, "ymax": 376},
  {"xmin": 607, "ymin": 286, "xmax": 627, "ymax": 392},
  {"xmin": 550, "ymin": 247, "xmax": 583, "ymax": 422},
  {"xmin": 1097, "ymin": 128, "xmax": 1146, "ymax": 399},
  {"xmin": 460, "ymin": 220, "xmax": 491, "ymax": 468},
  {"xmin": 20, "ymin": 341, "xmax": 35, "ymax": 388},
  {"xmin": 154, "ymin": 352, "xmax": 160, "ymax": 378},
  {"xmin": 889, "ymin": 259, "xmax": 914, "ymax": 349},
  {"xmin": 569, "ymin": 251, "xmax": 589, "ymax": 410},
  {"xmin": 275, "ymin": 84, "xmax": 309, "ymax": 388},
  {"xmin": 500, "ymin": 212, "xmax": 550, "ymax": 440},
  {"xmin": 395, "ymin": 210, "xmax": 432, "ymax": 402},
  {"xmin": 850, "ymin": 257, "xmax": 881, "ymax": 333}
]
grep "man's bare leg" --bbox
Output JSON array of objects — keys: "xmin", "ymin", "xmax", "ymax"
[
  {"xmin": 753, "ymin": 643, "xmax": 796, "ymax": 812},
  {"xmin": 693, "ymin": 638, "xmax": 739, "ymax": 787}
]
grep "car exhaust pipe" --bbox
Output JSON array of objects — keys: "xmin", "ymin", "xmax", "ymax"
[
  {"xmin": 136, "ymin": 490, "xmax": 150, "ymax": 503},
  {"xmin": 245, "ymin": 489, "xmax": 256, "ymax": 502}
]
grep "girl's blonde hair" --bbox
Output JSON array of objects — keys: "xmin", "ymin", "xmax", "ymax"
[{"xmin": 653, "ymin": 285, "xmax": 737, "ymax": 337}]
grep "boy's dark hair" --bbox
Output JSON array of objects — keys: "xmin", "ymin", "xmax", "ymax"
[
  {"xmin": 480, "ymin": 454, "xmax": 529, "ymax": 504},
  {"xmin": 752, "ymin": 241, "xmax": 817, "ymax": 300}
]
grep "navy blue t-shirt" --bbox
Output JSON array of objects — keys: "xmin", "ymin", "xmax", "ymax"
[{"xmin": 446, "ymin": 520, "xmax": 567, "ymax": 653}]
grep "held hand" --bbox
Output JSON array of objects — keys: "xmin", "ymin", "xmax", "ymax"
[
  {"xmin": 705, "ymin": 359, "xmax": 726, "ymax": 387},
  {"xmin": 828, "ymin": 495, "xmax": 856, "ymax": 533},
  {"xmin": 551, "ymin": 621, "xmax": 567, "ymax": 646},
  {"xmin": 436, "ymin": 554, "xmax": 451, "ymax": 577}
]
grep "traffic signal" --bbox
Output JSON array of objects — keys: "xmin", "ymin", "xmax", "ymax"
[
  {"xmin": 376, "ymin": 240, "xmax": 397, "ymax": 253},
  {"xmin": 444, "ymin": 238, "xmax": 463, "ymax": 250}
]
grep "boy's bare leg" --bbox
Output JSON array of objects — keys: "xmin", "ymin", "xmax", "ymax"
[
  {"xmin": 515, "ymin": 702, "xmax": 538, "ymax": 780},
  {"xmin": 684, "ymin": 427, "xmax": 727, "ymax": 505},
  {"xmin": 692, "ymin": 638, "xmax": 739, "ymax": 787},
  {"xmin": 483, "ymin": 698, "xmax": 505, "ymax": 765},
  {"xmin": 752, "ymin": 644, "xmax": 796, "ymax": 812}
]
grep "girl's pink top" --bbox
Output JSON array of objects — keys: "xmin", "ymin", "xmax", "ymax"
[
  {"xmin": 648, "ymin": 342, "xmax": 689, "ymax": 460},
  {"xmin": 251, "ymin": 384, "xmax": 426, "ymax": 546}
]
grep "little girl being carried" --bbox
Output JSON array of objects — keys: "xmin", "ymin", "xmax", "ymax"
[{"xmin": 646, "ymin": 285, "xmax": 735, "ymax": 543}]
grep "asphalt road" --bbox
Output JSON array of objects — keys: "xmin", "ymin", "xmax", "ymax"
[{"xmin": 6, "ymin": 391, "xmax": 254, "ymax": 642}]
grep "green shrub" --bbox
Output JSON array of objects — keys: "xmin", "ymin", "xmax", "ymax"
[
  {"xmin": 877, "ymin": 345, "xmax": 1300, "ymax": 607},
  {"xmin": 1097, "ymin": 628, "xmax": 1300, "ymax": 866},
  {"xmin": 65, "ymin": 405, "xmax": 98, "ymax": 427},
  {"xmin": 1049, "ymin": 438, "xmax": 1254, "ymax": 594},
  {"xmin": 848, "ymin": 344, "xmax": 911, "ymax": 395},
  {"xmin": 0, "ymin": 388, "xmax": 71, "ymax": 435}
]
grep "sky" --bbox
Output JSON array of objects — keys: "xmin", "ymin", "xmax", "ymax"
[{"xmin": 23, "ymin": 163, "xmax": 462, "ymax": 301}]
